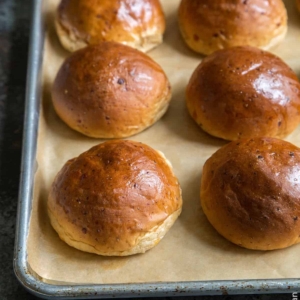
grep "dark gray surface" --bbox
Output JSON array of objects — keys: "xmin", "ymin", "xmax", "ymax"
[
  {"xmin": 0, "ymin": 0, "xmax": 297, "ymax": 299},
  {"xmin": 0, "ymin": 0, "xmax": 32, "ymax": 299}
]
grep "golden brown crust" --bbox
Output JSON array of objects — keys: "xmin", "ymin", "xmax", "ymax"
[
  {"xmin": 201, "ymin": 137, "xmax": 300, "ymax": 251},
  {"xmin": 56, "ymin": 0, "xmax": 166, "ymax": 52},
  {"xmin": 48, "ymin": 140, "xmax": 182, "ymax": 256},
  {"xmin": 186, "ymin": 46, "xmax": 300, "ymax": 141},
  {"xmin": 51, "ymin": 42, "xmax": 171, "ymax": 138},
  {"xmin": 297, "ymin": 0, "xmax": 300, "ymax": 12},
  {"xmin": 178, "ymin": 0, "xmax": 287, "ymax": 55}
]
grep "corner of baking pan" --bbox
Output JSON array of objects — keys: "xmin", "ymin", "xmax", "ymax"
[
  {"xmin": 12, "ymin": 0, "xmax": 300, "ymax": 298},
  {"xmin": 13, "ymin": 0, "xmax": 47, "ymax": 297}
]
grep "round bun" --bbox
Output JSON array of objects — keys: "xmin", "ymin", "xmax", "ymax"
[
  {"xmin": 201, "ymin": 137, "xmax": 300, "ymax": 251},
  {"xmin": 52, "ymin": 42, "xmax": 171, "ymax": 138},
  {"xmin": 186, "ymin": 46, "xmax": 300, "ymax": 141},
  {"xmin": 48, "ymin": 140, "xmax": 182, "ymax": 256},
  {"xmin": 55, "ymin": 0, "xmax": 166, "ymax": 53},
  {"xmin": 178, "ymin": 0, "xmax": 287, "ymax": 55}
]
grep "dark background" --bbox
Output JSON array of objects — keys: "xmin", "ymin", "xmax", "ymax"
[{"xmin": 0, "ymin": 0, "xmax": 296, "ymax": 299}]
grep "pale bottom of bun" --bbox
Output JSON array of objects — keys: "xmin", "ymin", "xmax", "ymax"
[
  {"xmin": 202, "ymin": 211, "xmax": 300, "ymax": 251},
  {"xmin": 186, "ymin": 96, "xmax": 292, "ymax": 141},
  {"xmin": 58, "ymin": 89, "xmax": 171, "ymax": 139},
  {"xmin": 116, "ymin": 98, "xmax": 170, "ymax": 139},
  {"xmin": 157, "ymin": 150, "xmax": 172, "ymax": 168},
  {"xmin": 48, "ymin": 206, "xmax": 182, "ymax": 256},
  {"xmin": 261, "ymin": 26, "xmax": 287, "ymax": 51},
  {"xmin": 189, "ymin": 121, "xmax": 288, "ymax": 142},
  {"xmin": 218, "ymin": 227, "xmax": 300, "ymax": 251},
  {"xmin": 55, "ymin": 18, "xmax": 162, "ymax": 53},
  {"xmin": 179, "ymin": 22, "xmax": 287, "ymax": 56},
  {"xmin": 122, "ymin": 27, "xmax": 163, "ymax": 53},
  {"xmin": 201, "ymin": 193, "xmax": 300, "ymax": 251},
  {"xmin": 55, "ymin": 19, "xmax": 88, "ymax": 52}
]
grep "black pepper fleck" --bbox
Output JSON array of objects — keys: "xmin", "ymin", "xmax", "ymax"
[{"xmin": 117, "ymin": 78, "xmax": 125, "ymax": 85}]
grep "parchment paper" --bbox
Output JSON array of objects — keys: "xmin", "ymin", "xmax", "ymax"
[{"xmin": 27, "ymin": 0, "xmax": 300, "ymax": 284}]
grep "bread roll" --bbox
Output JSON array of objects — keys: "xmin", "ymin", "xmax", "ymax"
[
  {"xmin": 52, "ymin": 42, "xmax": 171, "ymax": 138},
  {"xmin": 48, "ymin": 140, "xmax": 182, "ymax": 256},
  {"xmin": 186, "ymin": 46, "xmax": 300, "ymax": 141},
  {"xmin": 55, "ymin": 0, "xmax": 166, "ymax": 53},
  {"xmin": 201, "ymin": 137, "xmax": 300, "ymax": 251},
  {"xmin": 178, "ymin": 0, "xmax": 287, "ymax": 55}
]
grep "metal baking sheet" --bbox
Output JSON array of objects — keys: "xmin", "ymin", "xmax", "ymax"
[{"xmin": 14, "ymin": 0, "xmax": 300, "ymax": 298}]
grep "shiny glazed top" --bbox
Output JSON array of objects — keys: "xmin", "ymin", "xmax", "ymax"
[
  {"xmin": 48, "ymin": 140, "xmax": 182, "ymax": 253},
  {"xmin": 57, "ymin": 0, "xmax": 165, "ymax": 45},
  {"xmin": 201, "ymin": 137, "xmax": 300, "ymax": 250},
  {"xmin": 178, "ymin": 0, "xmax": 287, "ymax": 54},
  {"xmin": 51, "ymin": 41, "xmax": 171, "ymax": 138},
  {"xmin": 186, "ymin": 46, "xmax": 300, "ymax": 140}
]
